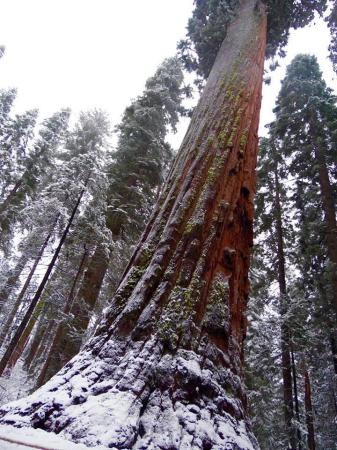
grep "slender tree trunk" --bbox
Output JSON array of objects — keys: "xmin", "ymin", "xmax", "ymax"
[
  {"xmin": 329, "ymin": 333, "xmax": 337, "ymax": 375},
  {"xmin": 23, "ymin": 305, "xmax": 50, "ymax": 372},
  {"xmin": 274, "ymin": 167, "xmax": 296, "ymax": 449},
  {"xmin": 5, "ymin": 299, "xmax": 45, "ymax": 372},
  {"xmin": 0, "ymin": 144, "xmax": 51, "ymax": 220},
  {"xmin": 0, "ymin": 178, "xmax": 23, "ymax": 217},
  {"xmin": 0, "ymin": 216, "xmax": 59, "ymax": 348},
  {"xmin": 36, "ymin": 247, "xmax": 89, "ymax": 386},
  {"xmin": 291, "ymin": 348, "xmax": 302, "ymax": 449},
  {"xmin": 304, "ymin": 365, "xmax": 315, "ymax": 450},
  {"xmin": 0, "ymin": 2, "xmax": 266, "ymax": 447},
  {"xmin": 0, "ymin": 252, "xmax": 29, "ymax": 311},
  {"xmin": 55, "ymin": 244, "xmax": 109, "ymax": 367},
  {"xmin": 0, "ymin": 188, "xmax": 86, "ymax": 376},
  {"xmin": 311, "ymin": 132, "xmax": 337, "ymax": 319},
  {"xmin": 27, "ymin": 319, "xmax": 57, "ymax": 379}
]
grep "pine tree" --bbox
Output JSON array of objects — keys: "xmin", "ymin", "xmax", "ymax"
[{"xmin": 0, "ymin": 2, "xmax": 329, "ymax": 448}]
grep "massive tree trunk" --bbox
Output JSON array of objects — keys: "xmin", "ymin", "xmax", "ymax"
[
  {"xmin": 274, "ymin": 167, "xmax": 296, "ymax": 449},
  {"xmin": 0, "ymin": 1, "xmax": 266, "ymax": 448}
]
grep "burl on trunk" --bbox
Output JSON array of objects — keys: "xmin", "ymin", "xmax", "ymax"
[{"xmin": 0, "ymin": 1, "xmax": 266, "ymax": 448}]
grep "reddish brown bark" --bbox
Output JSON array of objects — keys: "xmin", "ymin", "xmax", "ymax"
[
  {"xmin": 5, "ymin": 299, "xmax": 45, "ymax": 372},
  {"xmin": 55, "ymin": 245, "xmax": 108, "ymax": 367},
  {"xmin": 0, "ymin": 1, "xmax": 266, "ymax": 447}
]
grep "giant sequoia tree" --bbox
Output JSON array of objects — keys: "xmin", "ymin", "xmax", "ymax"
[{"xmin": 0, "ymin": 1, "xmax": 329, "ymax": 448}]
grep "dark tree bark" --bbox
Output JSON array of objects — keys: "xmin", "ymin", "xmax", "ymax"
[
  {"xmin": 0, "ymin": 188, "xmax": 85, "ymax": 376},
  {"xmin": 290, "ymin": 348, "xmax": 302, "ymax": 449},
  {"xmin": 0, "ymin": 2, "xmax": 266, "ymax": 448},
  {"xmin": 5, "ymin": 298, "xmax": 45, "ymax": 372},
  {"xmin": 329, "ymin": 333, "xmax": 337, "ymax": 375},
  {"xmin": 0, "ymin": 218, "xmax": 59, "ymax": 349},
  {"xmin": 274, "ymin": 167, "xmax": 296, "ymax": 449},
  {"xmin": 304, "ymin": 365, "xmax": 315, "ymax": 450},
  {"xmin": 0, "ymin": 178, "xmax": 23, "ymax": 217},
  {"xmin": 311, "ymin": 131, "xmax": 337, "ymax": 320}
]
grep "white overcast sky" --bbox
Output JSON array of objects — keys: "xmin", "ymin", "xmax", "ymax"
[{"xmin": 0, "ymin": 0, "xmax": 336, "ymax": 146}]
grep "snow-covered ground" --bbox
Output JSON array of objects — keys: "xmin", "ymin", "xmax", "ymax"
[{"xmin": 0, "ymin": 425, "xmax": 107, "ymax": 450}]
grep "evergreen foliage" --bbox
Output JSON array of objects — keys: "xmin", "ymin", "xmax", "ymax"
[
  {"xmin": 107, "ymin": 57, "xmax": 185, "ymax": 239},
  {"xmin": 247, "ymin": 55, "xmax": 337, "ymax": 450},
  {"xmin": 1, "ymin": 2, "xmax": 337, "ymax": 448},
  {"xmin": 327, "ymin": 3, "xmax": 337, "ymax": 72},
  {"xmin": 178, "ymin": 0, "xmax": 327, "ymax": 80}
]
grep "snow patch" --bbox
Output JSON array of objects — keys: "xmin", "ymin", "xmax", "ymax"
[{"xmin": 0, "ymin": 425, "xmax": 106, "ymax": 449}]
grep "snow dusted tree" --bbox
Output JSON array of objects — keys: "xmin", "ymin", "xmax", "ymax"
[
  {"xmin": 32, "ymin": 110, "xmax": 111, "ymax": 385},
  {"xmin": 0, "ymin": 1, "xmax": 329, "ymax": 448},
  {"xmin": 0, "ymin": 88, "xmax": 38, "ymax": 254},
  {"xmin": 246, "ymin": 55, "xmax": 337, "ymax": 450},
  {"xmin": 328, "ymin": 2, "xmax": 337, "ymax": 72},
  {"xmin": 272, "ymin": 54, "xmax": 337, "ymax": 328},
  {"xmin": 246, "ymin": 137, "xmax": 301, "ymax": 449},
  {"xmin": 0, "ymin": 108, "xmax": 70, "ymax": 253},
  {"xmin": 0, "ymin": 110, "xmax": 109, "ymax": 378},
  {"xmin": 40, "ymin": 56, "xmax": 187, "ymax": 383}
]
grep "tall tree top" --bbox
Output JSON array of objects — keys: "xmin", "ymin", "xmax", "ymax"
[
  {"xmin": 178, "ymin": 0, "xmax": 327, "ymax": 79},
  {"xmin": 328, "ymin": 3, "xmax": 337, "ymax": 72},
  {"xmin": 272, "ymin": 54, "xmax": 337, "ymax": 141}
]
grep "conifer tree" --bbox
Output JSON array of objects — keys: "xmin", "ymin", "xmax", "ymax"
[
  {"xmin": 271, "ymin": 54, "xmax": 337, "ymax": 325},
  {"xmin": 0, "ymin": 109, "xmax": 109, "ymax": 382},
  {"xmin": 0, "ymin": 108, "xmax": 70, "ymax": 252},
  {"xmin": 0, "ymin": 2, "xmax": 329, "ymax": 448},
  {"xmin": 248, "ymin": 138, "xmax": 300, "ymax": 449},
  {"xmin": 328, "ymin": 3, "xmax": 337, "ymax": 72},
  {"xmin": 247, "ymin": 55, "xmax": 337, "ymax": 450},
  {"xmin": 39, "ymin": 57, "xmax": 187, "ymax": 383}
]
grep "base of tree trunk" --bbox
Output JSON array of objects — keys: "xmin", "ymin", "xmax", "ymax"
[{"xmin": 0, "ymin": 336, "xmax": 258, "ymax": 449}]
